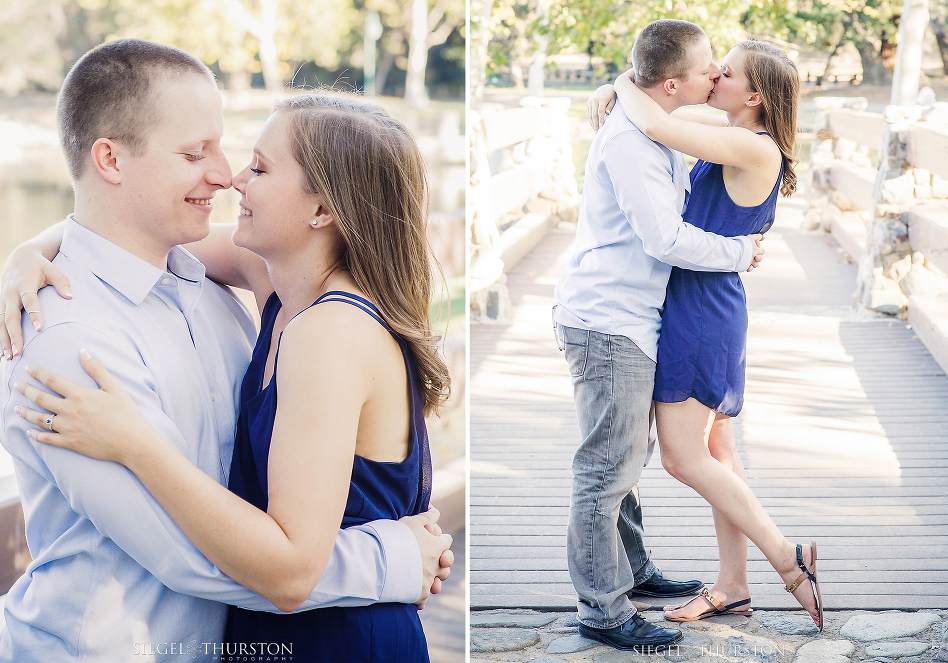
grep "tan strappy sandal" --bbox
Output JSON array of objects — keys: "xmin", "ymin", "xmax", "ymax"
[
  {"xmin": 784, "ymin": 541, "xmax": 824, "ymax": 632},
  {"xmin": 664, "ymin": 587, "xmax": 753, "ymax": 622}
]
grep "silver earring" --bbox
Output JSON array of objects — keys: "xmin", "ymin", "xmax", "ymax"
[{"xmin": 311, "ymin": 219, "xmax": 319, "ymax": 227}]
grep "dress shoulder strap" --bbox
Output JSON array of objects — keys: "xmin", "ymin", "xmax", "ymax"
[{"xmin": 311, "ymin": 290, "xmax": 399, "ymax": 341}]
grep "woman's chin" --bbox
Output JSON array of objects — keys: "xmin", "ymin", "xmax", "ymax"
[{"xmin": 231, "ymin": 226, "xmax": 254, "ymax": 252}]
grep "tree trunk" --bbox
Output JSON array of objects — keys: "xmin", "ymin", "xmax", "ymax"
[
  {"xmin": 469, "ymin": 0, "xmax": 493, "ymax": 109},
  {"xmin": 258, "ymin": 0, "xmax": 282, "ymax": 93},
  {"xmin": 890, "ymin": 0, "xmax": 929, "ymax": 106},
  {"xmin": 527, "ymin": 0, "xmax": 550, "ymax": 97},
  {"xmin": 404, "ymin": 0, "xmax": 429, "ymax": 108},
  {"xmin": 375, "ymin": 28, "xmax": 404, "ymax": 97},
  {"xmin": 228, "ymin": 70, "xmax": 252, "ymax": 91},
  {"xmin": 511, "ymin": 61, "xmax": 525, "ymax": 89},
  {"xmin": 527, "ymin": 43, "xmax": 547, "ymax": 96},
  {"xmin": 855, "ymin": 40, "xmax": 892, "ymax": 85},
  {"xmin": 932, "ymin": 18, "xmax": 948, "ymax": 75}
]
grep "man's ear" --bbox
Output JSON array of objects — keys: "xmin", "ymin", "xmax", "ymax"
[
  {"xmin": 89, "ymin": 138, "xmax": 122, "ymax": 185},
  {"xmin": 662, "ymin": 78, "xmax": 678, "ymax": 97}
]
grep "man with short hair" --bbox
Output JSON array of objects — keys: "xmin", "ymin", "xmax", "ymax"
[
  {"xmin": 0, "ymin": 39, "xmax": 451, "ymax": 662},
  {"xmin": 553, "ymin": 19, "xmax": 764, "ymax": 652}
]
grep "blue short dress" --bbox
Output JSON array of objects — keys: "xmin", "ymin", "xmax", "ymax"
[
  {"xmin": 653, "ymin": 146, "xmax": 781, "ymax": 417},
  {"xmin": 224, "ymin": 290, "xmax": 432, "ymax": 662}
]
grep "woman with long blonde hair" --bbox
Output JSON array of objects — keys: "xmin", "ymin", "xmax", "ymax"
[
  {"xmin": 7, "ymin": 94, "xmax": 450, "ymax": 660},
  {"xmin": 588, "ymin": 40, "xmax": 823, "ymax": 629}
]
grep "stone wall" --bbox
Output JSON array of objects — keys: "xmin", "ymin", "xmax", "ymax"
[{"xmin": 804, "ymin": 97, "xmax": 948, "ymax": 316}]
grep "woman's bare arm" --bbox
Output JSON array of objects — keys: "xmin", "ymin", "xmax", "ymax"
[
  {"xmin": 613, "ymin": 70, "xmax": 779, "ymax": 170},
  {"xmin": 117, "ymin": 307, "xmax": 362, "ymax": 610},
  {"xmin": 587, "ymin": 85, "xmax": 728, "ymax": 131},
  {"xmin": 183, "ymin": 224, "xmax": 273, "ymax": 313},
  {"xmin": 17, "ymin": 304, "xmax": 378, "ymax": 612},
  {"xmin": 670, "ymin": 109, "xmax": 729, "ymax": 127}
]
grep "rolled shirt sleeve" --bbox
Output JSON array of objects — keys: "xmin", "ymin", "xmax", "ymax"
[
  {"xmin": 2, "ymin": 322, "xmax": 420, "ymax": 612},
  {"xmin": 602, "ymin": 131, "xmax": 751, "ymax": 273}
]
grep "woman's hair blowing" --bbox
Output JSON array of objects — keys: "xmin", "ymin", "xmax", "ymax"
[
  {"xmin": 738, "ymin": 40, "xmax": 800, "ymax": 197},
  {"xmin": 275, "ymin": 94, "xmax": 450, "ymax": 416}
]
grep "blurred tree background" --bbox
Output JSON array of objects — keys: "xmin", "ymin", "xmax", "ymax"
[
  {"xmin": 474, "ymin": 0, "xmax": 947, "ymax": 104},
  {"xmin": 0, "ymin": 0, "xmax": 465, "ymax": 101}
]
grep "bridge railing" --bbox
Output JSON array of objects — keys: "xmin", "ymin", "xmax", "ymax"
[
  {"xmin": 468, "ymin": 97, "xmax": 580, "ymax": 321},
  {"xmin": 805, "ymin": 97, "xmax": 948, "ymax": 372}
]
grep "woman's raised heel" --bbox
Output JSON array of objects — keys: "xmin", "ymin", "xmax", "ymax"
[{"xmin": 784, "ymin": 541, "xmax": 823, "ymax": 632}]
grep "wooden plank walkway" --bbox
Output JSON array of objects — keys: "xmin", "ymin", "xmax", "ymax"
[{"xmin": 470, "ymin": 196, "xmax": 948, "ymax": 612}]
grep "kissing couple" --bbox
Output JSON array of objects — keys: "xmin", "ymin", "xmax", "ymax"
[{"xmin": 553, "ymin": 18, "xmax": 823, "ymax": 652}]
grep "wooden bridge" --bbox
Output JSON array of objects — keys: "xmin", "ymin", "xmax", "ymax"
[{"xmin": 470, "ymin": 195, "xmax": 948, "ymax": 612}]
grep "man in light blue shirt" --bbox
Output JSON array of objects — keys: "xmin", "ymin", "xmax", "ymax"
[
  {"xmin": 0, "ymin": 39, "xmax": 450, "ymax": 662},
  {"xmin": 553, "ymin": 20, "xmax": 763, "ymax": 652}
]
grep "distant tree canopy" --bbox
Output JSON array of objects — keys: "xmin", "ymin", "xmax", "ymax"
[
  {"xmin": 484, "ymin": 0, "xmax": 929, "ymax": 87},
  {"xmin": 0, "ymin": 0, "xmax": 464, "ymax": 98}
]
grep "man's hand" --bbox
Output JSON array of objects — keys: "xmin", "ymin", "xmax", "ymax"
[
  {"xmin": 399, "ymin": 507, "xmax": 453, "ymax": 608},
  {"xmin": 746, "ymin": 234, "xmax": 765, "ymax": 272}
]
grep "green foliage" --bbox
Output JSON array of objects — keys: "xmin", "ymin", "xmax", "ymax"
[
  {"xmin": 544, "ymin": 0, "xmax": 753, "ymax": 71},
  {"xmin": 743, "ymin": 0, "xmax": 900, "ymax": 50},
  {"xmin": 484, "ymin": 0, "xmax": 912, "ymax": 86},
  {"xmin": 0, "ymin": 0, "xmax": 463, "ymax": 95}
]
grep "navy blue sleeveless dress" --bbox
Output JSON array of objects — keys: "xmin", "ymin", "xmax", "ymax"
[
  {"xmin": 653, "ymin": 146, "xmax": 781, "ymax": 417},
  {"xmin": 224, "ymin": 290, "xmax": 432, "ymax": 662}
]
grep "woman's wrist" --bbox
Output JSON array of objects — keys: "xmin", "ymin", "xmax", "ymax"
[
  {"xmin": 120, "ymin": 428, "xmax": 168, "ymax": 474},
  {"xmin": 31, "ymin": 220, "xmax": 66, "ymax": 262}
]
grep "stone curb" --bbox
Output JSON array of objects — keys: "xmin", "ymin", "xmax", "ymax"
[{"xmin": 470, "ymin": 609, "xmax": 948, "ymax": 662}]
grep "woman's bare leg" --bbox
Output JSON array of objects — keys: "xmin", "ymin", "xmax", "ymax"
[
  {"xmin": 656, "ymin": 398, "xmax": 819, "ymax": 625},
  {"xmin": 663, "ymin": 414, "xmax": 751, "ymax": 619}
]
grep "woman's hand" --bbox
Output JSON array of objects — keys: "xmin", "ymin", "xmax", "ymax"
[
  {"xmin": 1, "ymin": 238, "xmax": 71, "ymax": 360},
  {"xmin": 399, "ymin": 507, "xmax": 454, "ymax": 608},
  {"xmin": 13, "ymin": 350, "xmax": 154, "ymax": 466},
  {"xmin": 587, "ymin": 84, "xmax": 618, "ymax": 131}
]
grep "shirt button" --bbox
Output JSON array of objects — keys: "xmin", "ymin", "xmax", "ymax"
[{"xmin": 161, "ymin": 278, "xmax": 171, "ymax": 285}]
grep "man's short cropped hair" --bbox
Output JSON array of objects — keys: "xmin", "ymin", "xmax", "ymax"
[
  {"xmin": 632, "ymin": 20, "xmax": 707, "ymax": 89},
  {"xmin": 57, "ymin": 38, "xmax": 214, "ymax": 180}
]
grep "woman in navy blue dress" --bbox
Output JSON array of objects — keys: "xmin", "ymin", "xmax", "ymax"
[
  {"xmin": 11, "ymin": 95, "xmax": 451, "ymax": 660},
  {"xmin": 589, "ymin": 41, "xmax": 823, "ymax": 630}
]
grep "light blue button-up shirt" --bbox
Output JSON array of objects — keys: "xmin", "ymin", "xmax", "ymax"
[
  {"xmin": 554, "ymin": 102, "xmax": 753, "ymax": 362},
  {"xmin": 0, "ymin": 217, "xmax": 421, "ymax": 662}
]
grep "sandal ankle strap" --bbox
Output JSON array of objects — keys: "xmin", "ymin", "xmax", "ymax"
[
  {"xmin": 786, "ymin": 543, "xmax": 817, "ymax": 593},
  {"xmin": 796, "ymin": 543, "xmax": 817, "ymax": 584}
]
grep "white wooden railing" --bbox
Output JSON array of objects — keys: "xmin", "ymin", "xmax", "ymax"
[
  {"xmin": 805, "ymin": 97, "xmax": 948, "ymax": 372},
  {"xmin": 468, "ymin": 98, "xmax": 580, "ymax": 321}
]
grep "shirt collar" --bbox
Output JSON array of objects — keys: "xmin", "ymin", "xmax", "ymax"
[{"xmin": 60, "ymin": 215, "xmax": 206, "ymax": 306}]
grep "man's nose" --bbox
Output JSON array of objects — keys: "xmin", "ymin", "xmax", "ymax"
[
  {"xmin": 710, "ymin": 62, "xmax": 721, "ymax": 80},
  {"xmin": 206, "ymin": 150, "xmax": 233, "ymax": 189}
]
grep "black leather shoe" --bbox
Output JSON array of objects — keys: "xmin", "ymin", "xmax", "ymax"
[
  {"xmin": 627, "ymin": 569, "xmax": 704, "ymax": 598},
  {"xmin": 578, "ymin": 613, "xmax": 683, "ymax": 652}
]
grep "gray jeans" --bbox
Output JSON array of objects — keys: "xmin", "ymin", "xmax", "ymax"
[{"xmin": 554, "ymin": 320, "xmax": 658, "ymax": 628}]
